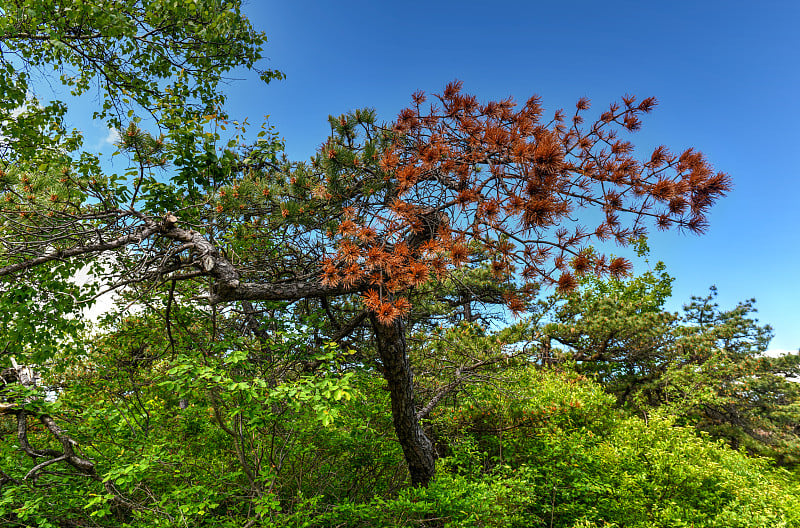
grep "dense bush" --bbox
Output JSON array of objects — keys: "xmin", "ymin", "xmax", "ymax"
[{"xmin": 258, "ymin": 368, "xmax": 800, "ymax": 528}]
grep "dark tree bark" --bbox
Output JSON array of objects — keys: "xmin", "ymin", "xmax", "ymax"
[{"xmin": 371, "ymin": 314, "xmax": 436, "ymax": 487}]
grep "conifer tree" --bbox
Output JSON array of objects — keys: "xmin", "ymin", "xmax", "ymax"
[{"xmin": 0, "ymin": 5, "xmax": 731, "ymax": 487}]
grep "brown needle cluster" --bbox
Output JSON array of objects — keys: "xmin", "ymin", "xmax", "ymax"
[{"xmin": 323, "ymin": 82, "xmax": 731, "ymax": 323}]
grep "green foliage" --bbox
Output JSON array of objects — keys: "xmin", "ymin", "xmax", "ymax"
[
  {"xmin": 1, "ymin": 294, "xmax": 381, "ymax": 526},
  {"xmin": 427, "ymin": 367, "xmax": 800, "ymax": 528},
  {"xmin": 0, "ymin": 261, "xmax": 95, "ymax": 364},
  {"xmin": 2, "ymin": 286, "xmax": 798, "ymax": 526},
  {"xmin": 544, "ymin": 256, "xmax": 800, "ymax": 466},
  {"xmin": 0, "ymin": 0, "xmax": 284, "ymax": 283},
  {"xmin": 278, "ymin": 471, "xmax": 539, "ymax": 528},
  {"xmin": 543, "ymin": 258, "xmax": 677, "ymax": 396},
  {"xmin": 0, "ymin": 0, "xmax": 277, "ymax": 127},
  {"xmin": 256, "ymin": 368, "xmax": 800, "ymax": 528},
  {"xmin": 664, "ymin": 289, "xmax": 800, "ymax": 464}
]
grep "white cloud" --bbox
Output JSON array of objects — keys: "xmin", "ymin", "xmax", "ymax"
[
  {"xmin": 72, "ymin": 263, "xmax": 119, "ymax": 324},
  {"xmin": 102, "ymin": 127, "xmax": 121, "ymax": 147},
  {"xmin": 88, "ymin": 127, "xmax": 121, "ymax": 150},
  {"xmin": 762, "ymin": 348, "xmax": 798, "ymax": 358}
]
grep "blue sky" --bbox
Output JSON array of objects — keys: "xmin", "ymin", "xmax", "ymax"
[{"xmin": 85, "ymin": 1, "xmax": 799, "ymax": 351}]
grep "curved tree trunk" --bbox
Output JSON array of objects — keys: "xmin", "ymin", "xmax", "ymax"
[{"xmin": 371, "ymin": 315, "xmax": 436, "ymax": 487}]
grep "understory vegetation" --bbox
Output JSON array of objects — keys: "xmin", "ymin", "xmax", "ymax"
[{"xmin": 1, "ymin": 263, "xmax": 798, "ymax": 527}]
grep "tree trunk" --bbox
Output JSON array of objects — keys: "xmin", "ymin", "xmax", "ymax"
[{"xmin": 371, "ymin": 315, "xmax": 436, "ymax": 487}]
